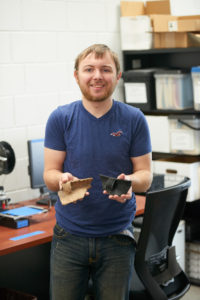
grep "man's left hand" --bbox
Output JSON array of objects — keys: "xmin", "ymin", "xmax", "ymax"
[{"xmin": 103, "ymin": 173, "xmax": 132, "ymax": 203}]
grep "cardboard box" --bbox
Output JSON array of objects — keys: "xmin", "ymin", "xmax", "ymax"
[
  {"xmin": 120, "ymin": 2, "xmax": 154, "ymax": 50},
  {"xmin": 120, "ymin": 1, "xmax": 200, "ymax": 33},
  {"xmin": 153, "ymin": 156, "xmax": 200, "ymax": 202},
  {"xmin": 152, "ymin": 15, "xmax": 200, "ymax": 32},
  {"xmin": 172, "ymin": 16, "xmax": 200, "ymax": 32},
  {"xmin": 154, "ymin": 32, "xmax": 200, "ymax": 48},
  {"xmin": 120, "ymin": 1, "xmax": 200, "ymax": 49},
  {"xmin": 120, "ymin": 1, "xmax": 145, "ymax": 17},
  {"xmin": 120, "ymin": 0, "xmax": 170, "ymax": 17},
  {"xmin": 146, "ymin": 0, "xmax": 170, "ymax": 15},
  {"xmin": 187, "ymin": 32, "xmax": 200, "ymax": 46}
]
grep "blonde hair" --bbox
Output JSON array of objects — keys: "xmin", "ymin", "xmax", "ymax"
[{"xmin": 74, "ymin": 44, "xmax": 121, "ymax": 75}]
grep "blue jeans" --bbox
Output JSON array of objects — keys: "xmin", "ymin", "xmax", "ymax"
[{"xmin": 50, "ymin": 223, "xmax": 135, "ymax": 300}]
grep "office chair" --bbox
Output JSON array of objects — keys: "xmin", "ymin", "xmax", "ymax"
[
  {"xmin": 130, "ymin": 176, "xmax": 191, "ymax": 300},
  {"xmin": 86, "ymin": 177, "xmax": 191, "ymax": 300},
  {"xmin": 133, "ymin": 173, "xmax": 165, "ymax": 241}
]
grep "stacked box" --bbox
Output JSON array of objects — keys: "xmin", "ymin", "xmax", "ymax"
[
  {"xmin": 154, "ymin": 32, "xmax": 200, "ymax": 48},
  {"xmin": 120, "ymin": 1, "xmax": 200, "ymax": 48},
  {"xmin": 154, "ymin": 70, "xmax": 193, "ymax": 110},
  {"xmin": 186, "ymin": 242, "xmax": 200, "ymax": 282},
  {"xmin": 123, "ymin": 69, "xmax": 157, "ymax": 109},
  {"xmin": 120, "ymin": 16, "xmax": 152, "ymax": 50},
  {"xmin": 146, "ymin": 115, "xmax": 170, "ymax": 153},
  {"xmin": 153, "ymin": 156, "xmax": 200, "ymax": 202},
  {"xmin": 169, "ymin": 115, "xmax": 200, "ymax": 155},
  {"xmin": 120, "ymin": 0, "xmax": 170, "ymax": 50},
  {"xmin": 191, "ymin": 66, "xmax": 200, "ymax": 111},
  {"xmin": 152, "ymin": 11, "xmax": 200, "ymax": 48}
]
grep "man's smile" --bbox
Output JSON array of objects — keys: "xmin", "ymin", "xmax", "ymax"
[{"xmin": 90, "ymin": 83, "xmax": 105, "ymax": 90}]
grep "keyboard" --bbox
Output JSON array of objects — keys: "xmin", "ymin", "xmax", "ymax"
[{"xmin": 36, "ymin": 193, "xmax": 57, "ymax": 206}]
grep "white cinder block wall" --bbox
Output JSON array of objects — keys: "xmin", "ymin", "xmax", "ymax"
[{"xmin": 0, "ymin": 0, "xmax": 125, "ymax": 202}]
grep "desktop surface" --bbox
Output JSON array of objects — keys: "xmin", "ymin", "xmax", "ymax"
[{"xmin": 0, "ymin": 199, "xmax": 56, "ymax": 256}]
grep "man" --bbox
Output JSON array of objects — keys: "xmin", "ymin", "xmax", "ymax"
[{"xmin": 44, "ymin": 44, "xmax": 152, "ymax": 300}]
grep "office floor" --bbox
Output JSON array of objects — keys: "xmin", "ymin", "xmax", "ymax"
[{"xmin": 182, "ymin": 285, "xmax": 200, "ymax": 300}]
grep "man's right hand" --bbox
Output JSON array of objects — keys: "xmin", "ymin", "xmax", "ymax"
[{"xmin": 59, "ymin": 172, "xmax": 78, "ymax": 190}]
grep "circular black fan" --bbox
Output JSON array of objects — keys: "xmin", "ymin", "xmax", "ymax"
[{"xmin": 0, "ymin": 141, "xmax": 15, "ymax": 175}]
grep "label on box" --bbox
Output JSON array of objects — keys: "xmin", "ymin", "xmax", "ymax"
[
  {"xmin": 194, "ymin": 79, "xmax": 200, "ymax": 104},
  {"xmin": 168, "ymin": 21, "xmax": 178, "ymax": 32},
  {"xmin": 125, "ymin": 82, "xmax": 147, "ymax": 104},
  {"xmin": 171, "ymin": 129, "xmax": 194, "ymax": 151}
]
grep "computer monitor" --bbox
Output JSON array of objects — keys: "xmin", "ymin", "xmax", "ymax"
[
  {"xmin": 27, "ymin": 139, "xmax": 57, "ymax": 205},
  {"xmin": 27, "ymin": 138, "xmax": 46, "ymax": 191}
]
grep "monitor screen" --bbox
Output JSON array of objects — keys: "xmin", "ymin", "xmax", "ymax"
[{"xmin": 27, "ymin": 138, "xmax": 45, "ymax": 190}]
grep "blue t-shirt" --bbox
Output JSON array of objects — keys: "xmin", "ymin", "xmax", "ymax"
[{"xmin": 44, "ymin": 100, "xmax": 151, "ymax": 237}]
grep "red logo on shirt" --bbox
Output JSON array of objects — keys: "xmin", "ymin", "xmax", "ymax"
[{"xmin": 110, "ymin": 130, "xmax": 123, "ymax": 137}]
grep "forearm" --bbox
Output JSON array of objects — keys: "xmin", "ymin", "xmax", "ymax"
[
  {"xmin": 128, "ymin": 170, "xmax": 153, "ymax": 193},
  {"xmin": 43, "ymin": 148, "xmax": 68, "ymax": 192},
  {"xmin": 43, "ymin": 169, "xmax": 63, "ymax": 192}
]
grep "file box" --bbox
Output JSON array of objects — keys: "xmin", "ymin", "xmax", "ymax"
[
  {"xmin": 169, "ymin": 115, "xmax": 200, "ymax": 155},
  {"xmin": 146, "ymin": 115, "xmax": 170, "ymax": 153},
  {"xmin": 123, "ymin": 69, "xmax": 157, "ymax": 110},
  {"xmin": 154, "ymin": 70, "xmax": 193, "ymax": 110},
  {"xmin": 186, "ymin": 242, "xmax": 200, "ymax": 283},
  {"xmin": 153, "ymin": 156, "xmax": 200, "ymax": 202},
  {"xmin": 191, "ymin": 66, "xmax": 200, "ymax": 111}
]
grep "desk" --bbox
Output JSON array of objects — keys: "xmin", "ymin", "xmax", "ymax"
[
  {"xmin": 0, "ymin": 196, "xmax": 145, "ymax": 299},
  {"xmin": 0, "ymin": 200, "xmax": 56, "ymax": 256},
  {"xmin": 0, "ymin": 196, "xmax": 145, "ymax": 257}
]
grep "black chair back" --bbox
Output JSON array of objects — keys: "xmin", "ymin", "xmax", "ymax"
[{"xmin": 131, "ymin": 177, "xmax": 191, "ymax": 300}]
